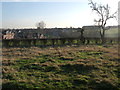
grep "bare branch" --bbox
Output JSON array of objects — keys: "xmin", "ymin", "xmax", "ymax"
[{"xmin": 88, "ymin": 0, "xmax": 117, "ymax": 27}]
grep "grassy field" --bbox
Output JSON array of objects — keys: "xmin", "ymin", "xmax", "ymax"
[{"xmin": 2, "ymin": 45, "xmax": 120, "ymax": 90}]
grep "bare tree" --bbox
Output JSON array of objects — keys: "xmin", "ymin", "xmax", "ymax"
[
  {"xmin": 36, "ymin": 21, "xmax": 46, "ymax": 29},
  {"xmin": 88, "ymin": 0, "xmax": 117, "ymax": 43}
]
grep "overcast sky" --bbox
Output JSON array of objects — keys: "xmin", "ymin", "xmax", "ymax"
[{"xmin": 0, "ymin": 0, "xmax": 119, "ymax": 29}]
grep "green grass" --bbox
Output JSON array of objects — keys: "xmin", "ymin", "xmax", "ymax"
[{"xmin": 2, "ymin": 45, "xmax": 120, "ymax": 90}]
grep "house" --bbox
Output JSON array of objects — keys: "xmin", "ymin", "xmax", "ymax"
[
  {"xmin": 3, "ymin": 32, "xmax": 15, "ymax": 39},
  {"xmin": 82, "ymin": 26, "xmax": 101, "ymax": 38}
]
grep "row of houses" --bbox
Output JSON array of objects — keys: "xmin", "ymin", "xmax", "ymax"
[
  {"xmin": 1, "ymin": 25, "xmax": 118, "ymax": 39},
  {"xmin": 2, "ymin": 28, "xmax": 82, "ymax": 39}
]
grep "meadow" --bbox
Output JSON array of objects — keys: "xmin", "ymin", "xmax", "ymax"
[{"xmin": 2, "ymin": 44, "xmax": 120, "ymax": 90}]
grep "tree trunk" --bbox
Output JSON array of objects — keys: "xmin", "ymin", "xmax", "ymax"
[
  {"xmin": 80, "ymin": 29, "xmax": 85, "ymax": 44},
  {"xmin": 101, "ymin": 29, "xmax": 105, "ymax": 44}
]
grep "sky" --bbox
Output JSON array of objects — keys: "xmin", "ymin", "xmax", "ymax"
[{"xmin": 0, "ymin": 0, "xmax": 119, "ymax": 29}]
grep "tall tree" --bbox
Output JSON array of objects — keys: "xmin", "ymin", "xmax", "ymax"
[{"xmin": 88, "ymin": 0, "xmax": 117, "ymax": 43}]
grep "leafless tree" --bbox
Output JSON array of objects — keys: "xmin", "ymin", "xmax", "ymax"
[
  {"xmin": 36, "ymin": 21, "xmax": 46, "ymax": 29},
  {"xmin": 88, "ymin": 0, "xmax": 117, "ymax": 43}
]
